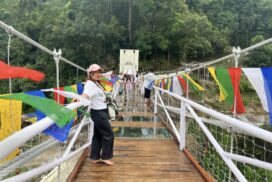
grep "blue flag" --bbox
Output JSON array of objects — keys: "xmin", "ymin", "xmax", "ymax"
[
  {"xmin": 261, "ymin": 68, "xmax": 272, "ymax": 125},
  {"xmin": 25, "ymin": 90, "xmax": 74, "ymax": 142}
]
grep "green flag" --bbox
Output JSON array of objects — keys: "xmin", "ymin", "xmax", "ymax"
[
  {"xmin": 0, "ymin": 93, "xmax": 75, "ymax": 128},
  {"xmin": 64, "ymin": 85, "xmax": 77, "ymax": 103},
  {"xmin": 215, "ymin": 68, "xmax": 234, "ymax": 106}
]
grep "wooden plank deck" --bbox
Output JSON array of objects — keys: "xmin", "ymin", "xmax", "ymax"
[
  {"xmin": 111, "ymin": 121, "xmax": 164, "ymax": 128},
  {"xmin": 118, "ymin": 112, "xmax": 154, "ymax": 117},
  {"xmin": 70, "ymin": 94, "xmax": 208, "ymax": 182},
  {"xmin": 118, "ymin": 105, "xmax": 146, "ymax": 109},
  {"xmin": 73, "ymin": 138, "xmax": 204, "ymax": 182}
]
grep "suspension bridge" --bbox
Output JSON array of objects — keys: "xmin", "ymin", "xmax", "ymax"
[{"xmin": 0, "ymin": 20, "xmax": 272, "ymax": 182}]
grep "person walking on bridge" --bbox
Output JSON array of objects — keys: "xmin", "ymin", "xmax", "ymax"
[
  {"xmin": 143, "ymin": 69, "xmax": 157, "ymax": 107},
  {"xmin": 124, "ymin": 69, "xmax": 134, "ymax": 101},
  {"xmin": 82, "ymin": 64, "xmax": 114, "ymax": 166}
]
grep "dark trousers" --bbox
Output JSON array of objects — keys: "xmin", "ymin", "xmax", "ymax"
[
  {"xmin": 144, "ymin": 88, "xmax": 151, "ymax": 99},
  {"xmin": 90, "ymin": 109, "xmax": 114, "ymax": 160}
]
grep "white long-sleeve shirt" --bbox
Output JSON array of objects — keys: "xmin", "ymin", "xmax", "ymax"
[{"xmin": 143, "ymin": 72, "xmax": 157, "ymax": 90}]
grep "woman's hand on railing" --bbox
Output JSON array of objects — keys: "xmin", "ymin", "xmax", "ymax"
[{"xmin": 72, "ymin": 98, "xmax": 78, "ymax": 102}]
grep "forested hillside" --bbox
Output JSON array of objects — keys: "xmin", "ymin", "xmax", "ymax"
[{"xmin": 0, "ymin": 0, "xmax": 272, "ymax": 92}]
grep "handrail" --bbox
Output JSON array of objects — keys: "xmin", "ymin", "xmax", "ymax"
[
  {"xmin": 152, "ymin": 100, "xmax": 250, "ymax": 134},
  {"xmin": 154, "ymin": 86, "xmax": 272, "ymax": 143},
  {"xmin": 155, "ymin": 89, "xmax": 180, "ymax": 141},
  {"xmin": 0, "ymin": 84, "xmax": 118, "ymax": 181},
  {"xmin": 153, "ymin": 86, "xmax": 272, "ymax": 181},
  {"xmin": 223, "ymin": 152, "xmax": 272, "ymax": 170},
  {"xmin": 0, "ymin": 101, "xmax": 86, "ymax": 160},
  {"xmin": 63, "ymin": 106, "xmax": 91, "ymax": 157},
  {"xmin": 0, "ymin": 118, "xmax": 91, "ymax": 177},
  {"xmin": 1, "ymin": 143, "xmax": 90, "ymax": 182},
  {"xmin": 186, "ymin": 104, "xmax": 247, "ymax": 182}
]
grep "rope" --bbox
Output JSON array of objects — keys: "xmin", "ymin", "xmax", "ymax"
[
  {"xmin": 6, "ymin": 33, "xmax": 12, "ymax": 94},
  {"xmin": 5, "ymin": 32, "xmax": 16, "ymax": 133}
]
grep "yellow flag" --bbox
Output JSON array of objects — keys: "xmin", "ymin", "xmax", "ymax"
[
  {"xmin": 155, "ymin": 80, "xmax": 160, "ymax": 87},
  {"xmin": 71, "ymin": 84, "xmax": 78, "ymax": 93},
  {"xmin": 0, "ymin": 99, "xmax": 22, "ymax": 163},
  {"xmin": 168, "ymin": 78, "xmax": 173, "ymax": 91},
  {"xmin": 208, "ymin": 67, "xmax": 228, "ymax": 101},
  {"xmin": 182, "ymin": 74, "xmax": 205, "ymax": 91},
  {"xmin": 104, "ymin": 84, "xmax": 113, "ymax": 92}
]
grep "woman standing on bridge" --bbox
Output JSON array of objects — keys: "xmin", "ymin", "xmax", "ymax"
[{"xmin": 82, "ymin": 64, "xmax": 114, "ymax": 166}]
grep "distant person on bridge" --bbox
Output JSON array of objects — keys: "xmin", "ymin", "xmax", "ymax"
[
  {"xmin": 82, "ymin": 64, "xmax": 114, "ymax": 166},
  {"xmin": 124, "ymin": 69, "xmax": 134, "ymax": 101},
  {"xmin": 143, "ymin": 69, "xmax": 157, "ymax": 107}
]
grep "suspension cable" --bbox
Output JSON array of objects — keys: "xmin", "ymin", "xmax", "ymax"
[
  {"xmin": 190, "ymin": 38, "xmax": 272, "ymax": 72},
  {"xmin": 155, "ymin": 37, "xmax": 272, "ymax": 76},
  {"xmin": 6, "ymin": 33, "xmax": 12, "ymax": 94},
  {"xmin": 0, "ymin": 20, "xmax": 86, "ymax": 72},
  {"xmin": 6, "ymin": 30, "xmax": 16, "ymax": 134}
]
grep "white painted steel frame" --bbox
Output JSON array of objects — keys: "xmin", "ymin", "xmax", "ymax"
[
  {"xmin": 0, "ymin": 80, "xmax": 119, "ymax": 181},
  {"xmin": 1, "ymin": 143, "xmax": 91, "ymax": 182},
  {"xmin": 154, "ymin": 87, "xmax": 272, "ymax": 143},
  {"xmin": 153, "ymin": 86, "xmax": 272, "ymax": 181},
  {"xmin": 63, "ymin": 106, "xmax": 91, "ymax": 157},
  {"xmin": 223, "ymin": 152, "xmax": 272, "ymax": 171},
  {"xmin": 155, "ymin": 89, "xmax": 180, "ymax": 142},
  {"xmin": 152, "ymin": 101, "xmax": 259, "ymax": 135},
  {"xmin": 186, "ymin": 104, "xmax": 247, "ymax": 182},
  {"xmin": 0, "ymin": 120, "xmax": 90, "ymax": 178},
  {"xmin": 0, "ymin": 102, "xmax": 85, "ymax": 160}
]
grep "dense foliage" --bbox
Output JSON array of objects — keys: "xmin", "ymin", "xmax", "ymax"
[{"xmin": 0, "ymin": 0, "xmax": 272, "ymax": 92}]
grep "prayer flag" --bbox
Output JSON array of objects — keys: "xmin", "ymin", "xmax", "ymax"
[
  {"xmin": 0, "ymin": 93, "xmax": 75, "ymax": 128},
  {"xmin": 243, "ymin": 68, "xmax": 272, "ymax": 125},
  {"xmin": 215, "ymin": 68, "xmax": 245, "ymax": 114},
  {"xmin": 0, "ymin": 60, "xmax": 44, "ymax": 81},
  {"xmin": 54, "ymin": 87, "xmax": 65, "ymax": 105},
  {"xmin": 172, "ymin": 76, "xmax": 183, "ymax": 95},
  {"xmin": 208, "ymin": 67, "xmax": 228, "ymax": 102}
]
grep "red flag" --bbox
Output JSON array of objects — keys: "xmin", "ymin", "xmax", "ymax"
[
  {"xmin": 177, "ymin": 76, "xmax": 188, "ymax": 96},
  {"xmin": 0, "ymin": 60, "xmax": 45, "ymax": 81},
  {"xmin": 162, "ymin": 79, "xmax": 165, "ymax": 89},
  {"xmin": 228, "ymin": 68, "xmax": 245, "ymax": 114},
  {"xmin": 54, "ymin": 87, "xmax": 65, "ymax": 105}
]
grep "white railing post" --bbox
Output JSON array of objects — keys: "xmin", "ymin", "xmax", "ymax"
[
  {"xmin": 185, "ymin": 67, "xmax": 190, "ymax": 98},
  {"xmin": 6, "ymin": 32, "xmax": 12, "ymax": 94},
  {"xmin": 53, "ymin": 48, "xmax": 62, "ymax": 182},
  {"xmin": 155, "ymin": 89, "xmax": 180, "ymax": 141},
  {"xmin": 154, "ymin": 87, "xmax": 158, "ymax": 114},
  {"xmin": 179, "ymin": 101, "xmax": 186, "ymax": 150},
  {"xmin": 63, "ymin": 106, "xmax": 91, "ymax": 157}
]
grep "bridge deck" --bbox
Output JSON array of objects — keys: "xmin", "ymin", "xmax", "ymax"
[
  {"xmin": 74, "ymin": 138, "xmax": 204, "ymax": 182},
  {"xmin": 71, "ymin": 94, "xmax": 205, "ymax": 181}
]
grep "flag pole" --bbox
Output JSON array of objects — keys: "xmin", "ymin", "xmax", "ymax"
[
  {"xmin": 232, "ymin": 47, "xmax": 241, "ymax": 117},
  {"xmin": 229, "ymin": 46, "xmax": 241, "ymax": 182}
]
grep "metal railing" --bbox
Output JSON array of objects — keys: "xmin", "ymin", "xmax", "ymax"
[
  {"xmin": 0, "ymin": 20, "xmax": 90, "ymax": 181},
  {"xmin": 153, "ymin": 86, "xmax": 272, "ymax": 182}
]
